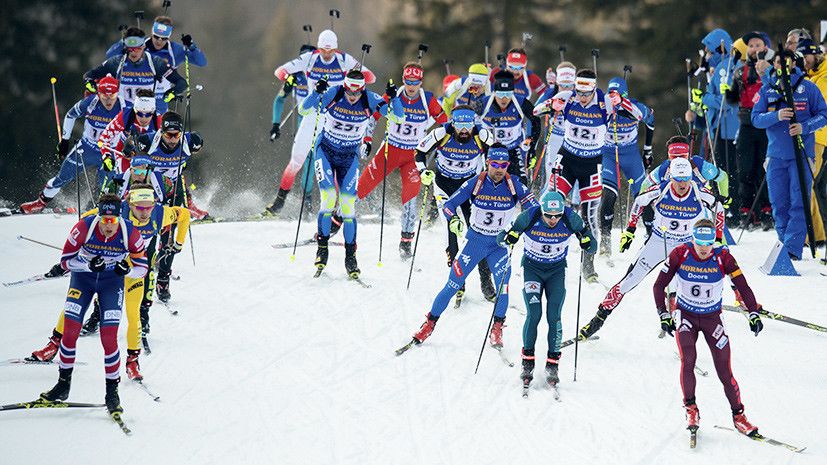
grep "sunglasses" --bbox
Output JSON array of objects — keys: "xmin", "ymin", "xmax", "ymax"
[
  {"xmin": 163, "ymin": 131, "xmax": 182, "ymax": 139},
  {"xmin": 344, "ymin": 88, "xmax": 362, "ymax": 96},
  {"xmin": 132, "ymin": 168, "xmax": 149, "ymax": 176},
  {"xmin": 133, "ymin": 205, "xmax": 154, "ymax": 212},
  {"xmin": 507, "ymin": 64, "xmax": 525, "ymax": 71},
  {"xmin": 489, "ymin": 161, "xmax": 510, "ymax": 169},
  {"xmin": 575, "ymin": 90, "xmax": 594, "ymax": 96},
  {"xmin": 136, "ymin": 111, "xmax": 154, "ymax": 118},
  {"xmin": 99, "ymin": 216, "xmax": 120, "ymax": 224},
  {"xmin": 494, "ymin": 91, "xmax": 513, "ymax": 98},
  {"xmin": 403, "ymin": 79, "xmax": 421, "ymax": 86},
  {"xmin": 673, "ymin": 176, "xmax": 692, "ymax": 182},
  {"xmin": 152, "ymin": 35, "xmax": 169, "ymax": 41},
  {"xmin": 543, "ymin": 213, "xmax": 564, "ymax": 219}
]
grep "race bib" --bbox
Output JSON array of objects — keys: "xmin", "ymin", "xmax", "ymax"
[{"xmin": 472, "ymin": 207, "xmax": 509, "ymax": 235}]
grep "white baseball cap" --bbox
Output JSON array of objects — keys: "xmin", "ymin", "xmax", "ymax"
[
  {"xmin": 317, "ymin": 29, "xmax": 338, "ymax": 50},
  {"xmin": 670, "ymin": 157, "xmax": 693, "ymax": 181}
]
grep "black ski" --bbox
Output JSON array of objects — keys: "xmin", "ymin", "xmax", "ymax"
[
  {"xmin": 111, "ymin": 412, "xmax": 132, "ymax": 435},
  {"xmin": 133, "ymin": 380, "xmax": 160, "ymax": 402},
  {"xmin": 349, "ymin": 274, "xmax": 372, "ymax": 288},
  {"xmin": 395, "ymin": 338, "xmax": 417, "ymax": 356},
  {"xmin": 722, "ymin": 304, "xmax": 826, "ymax": 333},
  {"xmin": 141, "ymin": 334, "xmax": 151, "ymax": 354},
  {"xmin": 689, "ymin": 425, "xmax": 698, "ymax": 449},
  {"xmin": 1, "ymin": 358, "xmax": 87, "ymax": 367},
  {"xmin": 2, "ymin": 273, "xmax": 65, "ymax": 288},
  {"xmin": 313, "ymin": 266, "xmax": 324, "ymax": 278},
  {"xmin": 522, "ymin": 379, "xmax": 530, "ymax": 398},
  {"xmin": 713, "ymin": 425, "xmax": 805, "ymax": 453},
  {"xmin": 272, "ymin": 237, "xmax": 317, "ymax": 249},
  {"xmin": 560, "ymin": 334, "xmax": 600, "ymax": 348},
  {"xmin": 0, "ymin": 399, "xmax": 104, "ymax": 411}
]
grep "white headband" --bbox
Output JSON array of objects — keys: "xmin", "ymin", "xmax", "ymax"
[
  {"xmin": 574, "ymin": 77, "xmax": 596, "ymax": 92},
  {"xmin": 557, "ymin": 67, "xmax": 576, "ymax": 85}
]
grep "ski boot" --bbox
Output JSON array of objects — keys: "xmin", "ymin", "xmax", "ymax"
[
  {"xmin": 19, "ymin": 193, "xmax": 51, "ymax": 214},
  {"xmin": 314, "ymin": 235, "xmax": 329, "ymax": 274},
  {"xmin": 489, "ymin": 316, "xmax": 505, "ymax": 348},
  {"xmin": 399, "ymin": 232, "xmax": 414, "ymax": 260},
  {"xmin": 140, "ymin": 302, "xmax": 151, "ymax": 335},
  {"xmin": 80, "ymin": 299, "xmax": 101, "ymax": 336},
  {"xmin": 156, "ymin": 278, "xmax": 171, "ymax": 304},
  {"xmin": 413, "ymin": 313, "xmax": 439, "ymax": 344},
  {"xmin": 685, "ymin": 400, "xmax": 700, "ymax": 430},
  {"xmin": 105, "ymin": 378, "xmax": 123, "ymax": 414},
  {"xmin": 582, "ymin": 252, "xmax": 598, "ymax": 282},
  {"xmin": 329, "ymin": 214, "xmax": 344, "ymax": 237},
  {"xmin": 739, "ymin": 208, "xmax": 755, "ymax": 231},
  {"xmin": 545, "ymin": 353, "xmax": 560, "ymax": 385},
  {"xmin": 344, "ymin": 243, "xmax": 360, "ymax": 279},
  {"xmin": 40, "ymin": 368, "xmax": 72, "ymax": 402},
  {"xmin": 454, "ymin": 283, "xmax": 466, "ymax": 308},
  {"xmin": 125, "ymin": 349, "xmax": 142, "ymax": 381},
  {"xmin": 186, "ymin": 194, "xmax": 209, "ymax": 220},
  {"xmin": 732, "ymin": 408, "xmax": 758, "ymax": 437},
  {"xmin": 520, "ymin": 350, "xmax": 535, "ymax": 385},
  {"xmin": 478, "ymin": 260, "xmax": 497, "ymax": 302},
  {"xmin": 264, "ymin": 188, "xmax": 290, "ymax": 216},
  {"xmin": 30, "ymin": 330, "xmax": 62, "ymax": 362},
  {"xmin": 578, "ymin": 305, "xmax": 611, "ymax": 340}
]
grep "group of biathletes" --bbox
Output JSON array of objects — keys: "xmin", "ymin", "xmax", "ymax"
[
  {"xmin": 13, "ymin": 15, "xmax": 207, "ymax": 419},
  {"xmin": 12, "ymin": 16, "xmax": 827, "ymax": 441}
]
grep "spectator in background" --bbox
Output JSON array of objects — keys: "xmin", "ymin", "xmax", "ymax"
[
  {"xmin": 799, "ymin": 39, "xmax": 827, "ymax": 244},
  {"xmin": 725, "ymin": 31, "xmax": 774, "ymax": 230}
]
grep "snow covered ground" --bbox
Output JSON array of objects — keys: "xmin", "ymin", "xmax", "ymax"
[{"xmin": 1, "ymin": 213, "xmax": 824, "ymax": 465}]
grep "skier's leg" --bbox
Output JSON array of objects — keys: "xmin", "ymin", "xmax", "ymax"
[
  {"xmin": 42, "ymin": 141, "xmax": 86, "ymax": 199},
  {"xmin": 338, "ymin": 156, "xmax": 360, "ymax": 245},
  {"xmin": 429, "ymin": 235, "xmax": 486, "ymax": 317},
  {"xmin": 545, "ymin": 266, "xmax": 566, "ymax": 353},
  {"xmin": 521, "ymin": 266, "xmax": 544, "ymax": 352},
  {"xmin": 699, "ymin": 311, "xmax": 744, "ymax": 412},
  {"xmin": 58, "ymin": 273, "xmax": 95, "ymax": 371},
  {"xmin": 124, "ymin": 276, "xmax": 144, "ymax": 352},
  {"xmin": 314, "ymin": 145, "xmax": 336, "ymax": 238},
  {"xmin": 675, "ymin": 309, "xmax": 701, "ymax": 405},
  {"xmin": 97, "ymin": 275, "xmax": 124, "ymax": 381}
]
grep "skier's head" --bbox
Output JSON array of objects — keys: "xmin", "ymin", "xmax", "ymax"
[
  {"xmin": 574, "ymin": 69, "xmax": 596, "ymax": 104},
  {"xmin": 466, "ymin": 63, "xmax": 489, "ymax": 96},
  {"xmin": 129, "ymin": 155, "xmax": 152, "ymax": 183},
  {"xmin": 539, "ymin": 190, "xmax": 565, "ymax": 226},
  {"xmin": 666, "ymin": 136, "xmax": 690, "ymax": 160},
  {"xmin": 493, "ymin": 70, "xmax": 515, "ymax": 107},
  {"xmin": 742, "ymin": 31, "xmax": 769, "ymax": 60},
  {"xmin": 133, "ymin": 89, "xmax": 156, "ymax": 126},
  {"xmin": 451, "ymin": 105, "xmax": 476, "ymax": 140},
  {"xmin": 151, "ymin": 16, "xmax": 173, "ymax": 50},
  {"xmin": 545, "ymin": 68, "xmax": 556, "ymax": 87},
  {"xmin": 161, "ymin": 111, "xmax": 184, "ymax": 148},
  {"xmin": 607, "ymin": 77, "xmax": 628, "ymax": 98},
  {"xmin": 97, "ymin": 75, "xmax": 120, "ymax": 108},
  {"xmin": 128, "ymin": 183, "xmax": 157, "ymax": 222},
  {"xmin": 317, "ymin": 29, "xmax": 338, "ymax": 59},
  {"xmin": 669, "ymin": 157, "xmax": 693, "ymax": 195},
  {"xmin": 692, "ymin": 218, "xmax": 716, "ymax": 257},
  {"xmin": 97, "ymin": 193, "xmax": 122, "ymax": 237},
  {"xmin": 505, "ymin": 48, "xmax": 528, "ymax": 78},
  {"xmin": 402, "ymin": 62, "xmax": 424, "ymax": 95},
  {"xmin": 785, "ymin": 27, "xmax": 811, "ymax": 52},
  {"xmin": 486, "ymin": 143, "xmax": 510, "ymax": 182},
  {"xmin": 556, "ymin": 62, "xmax": 576, "ymax": 91},
  {"xmin": 123, "ymin": 27, "xmax": 146, "ymax": 61},
  {"xmin": 343, "ymin": 69, "xmax": 366, "ymax": 102},
  {"xmin": 701, "ymin": 28, "xmax": 732, "ymax": 69}
]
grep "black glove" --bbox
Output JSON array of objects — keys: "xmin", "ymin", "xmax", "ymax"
[
  {"xmin": 748, "ymin": 309, "xmax": 764, "ymax": 336},
  {"xmin": 189, "ymin": 131, "xmax": 204, "ymax": 152},
  {"xmin": 57, "ymin": 139, "xmax": 70, "ymax": 159},
  {"xmin": 161, "ymin": 242, "xmax": 183, "ymax": 259},
  {"xmin": 114, "ymin": 259, "xmax": 131, "ymax": 276},
  {"xmin": 643, "ymin": 146, "xmax": 653, "ymax": 168},
  {"xmin": 385, "ymin": 80, "xmax": 398, "ymax": 99},
  {"xmin": 283, "ymin": 74, "xmax": 296, "ymax": 94},
  {"xmin": 315, "ymin": 78, "xmax": 329, "ymax": 94},
  {"xmin": 84, "ymin": 79, "xmax": 97, "ymax": 94},
  {"xmin": 45, "ymin": 263, "xmax": 68, "ymax": 278},
  {"xmin": 617, "ymin": 107, "xmax": 635, "ymax": 120},
  {"xmin": 502, "ymin": 230, "xmax": 520, "ymax": 246},
  {"xmin": 122, "ymin": 140, "xmax": 137, "ymax": 159},
  {"xmin": 88, "ymin": 255, "xmax": 106, "ymax": 273},
  {"xmin": 579, "ymin": 234, "xmax": 593, "ymax": 250},
  {"xmin": 659, "ymin": 310, "xmax": 676, "ymax": 337},
  {"xmin": 270, "ymin": 123, "xmax": 281, "ymax": 141},
  {"xmin": 136, "ymin": 133, "xmax": 152, "ymax": 153},
  {"xmin": 181, "ymin": 34, "xmax": 193, "ymax": 48}
]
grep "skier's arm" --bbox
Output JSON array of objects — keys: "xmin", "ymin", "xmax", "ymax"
[
  {"xmin": 83, "ymin": 57, "xmax": 119, "ymax": 83},
  {"xmin": 341, "ymin": 53, "xmax": 375, "ymax": 84},
  {"xmin": 653, "ymin": 248, "xmax": 683, "ymax": 311},
  {"xmin": 97, "ymin": 112, "xmax": 127, "ymax": 157},
  {"xmin": 62, "ymin": 97, "xmax": 90, "ymax": 140},
  {"xmin": 627, "ymin": 187, "xmax": 659, "ymax": 228},
  {"xmin": 527, "ymin": 72, "xmax": 548, "ymax": 96},
  {"xmin": 275, "ymin": 53, "xmax": 310, "ymax": 81},
  {"xmin": 802, "ymin": 85, "xmax": 827, "ymax": 135},
  {"xmin": 534, "ymin": 90, "xmax": 572, "ymax": 116},
  {"xmin": 60, "ymin": 220, "xmax": 92, "ymax": 272},
  {"xmin": 372, "ymin": 92, "xmax": 405, "ymax": 124},
  {"xmin": 508, "ymin": 206, "xmax": 539, "ymax": 234},
  {"xmin": 516, "ymin": 181, "xmax": 539, "ymax": 209},
  {"xmin": 272, "ymin": 92, "xmax": 287, "ymax": 124},
  {"xmin": 125, "ymin": 228, "xmax": 148, "ymax": 279},
  {"xmin": 105, "ymin": 40, "xmax": 124, "ymax": 59},
  {"xmin": 415, "ymin": 125, "xmax": 447, "ymax": 169},
  {"xmin": 177, "ymin": 40, "xmax": 207, "ymax": 67},
  {"xmin": 607, "ymin": 93, "xmax": 644, "ymax": 121},
  {"xmin": 442, "ymin": 178, "xmax": 475, "ymax": 219},
  {"xmin": 300, "ymin": 87, "xmax": 336, "ymax": 116},
  {"xmin": 161, "ymin": 206, "xmax": 191, "ymax": 246},
  {"xmin": 428, "ymin": 95, "xmax": 448, "ymax": 125},
  {"xmin": 155, "ymin": 58, "xmax": 187, "ymax": 97},
  {"xmin": 639, "ymin": 102, "xmax": 655, "ymax": 152},
  {"xmin": 521, "ymin": 98, "xmax": 541, "ymax": 149},
  {"xmin": 720, "ymin": 249, "xmax": 759, "ymax": 312}
]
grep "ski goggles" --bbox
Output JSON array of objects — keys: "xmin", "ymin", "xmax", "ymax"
[
  {"xmin": 507, "ymin": 64, "xmax": 526, "ymax": 72},
  {"xmin": 575, "ymin": 89, "xmax": 595, "ymax": 97},
  {"xmin": 403, "ymin": 79, "xmax": 421, "ymax": 86},
  {"xmin": 672, "ymin": 173, "xmax": 692, "ymax": 182},
  {"xmin": 452, "ymin": 121, "xmax": 474, "ymax": 130},
  {"xmin": 489, "ymin": 160, "xmax": 510, "ymax": 169},
  {"xmin": 132, "ymin": 204, "xmax": 154, "ymax": 212},
  {"xmin": 132, "ymin": 168, "xmax": 150, "ymax": 176},
  {"xmin": 163, "ymin": 131, "xmax": 182, "ymax": 140},
  {"xmin": 543, "ymin": 212, "xmax": 564, "ymax": 219},
  {"xmin": 494, "ymin": 90, "xmax": 514, "ymax": 99},
  {"xmin": 99, "ymin": 216, "xmax": 120, "ymax": 224},
  {"xmin": 136, "ymin": 111, "xmax": 154, "ymax": 118},
  {"xmin": 692, "ymin": 226, "xmax": 716, "ymax": 246}
]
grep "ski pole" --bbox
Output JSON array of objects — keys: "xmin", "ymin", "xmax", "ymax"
[
  {"xmin": 302, "ymin": 24, "xmax": 313, "ymax": 43},
  {"xmin": 658, "ymin": 225, "xmax": 669, "ymax": 338},
  {"xmin": 709, "ymin": 40, "xmax": 733, "ymax": 158},
  {"xmin": 474, "ymin": 246, "xmax": 515, "ymax": 374},
  {"xmin": 329, "ymin": 9, "xmax": 340, "ymax": 30},
  {"xmin": 623, "ymin": 178, "xmax": 634, "ymax": 233},
  {"xmin": 358, "ymin": 43, "xmax": 372, "ymax": 70},
  {"xmin": 184, "ymin": 56, "xmax": 196, "ymax": 267},
  {"xmin": 162, "ymin": 0, "xmax": 171, "ymax": 15},
  {"xmin": 134, "ymin": 10, "xmax": 144, "ymax": 28},
  {"xmin": 558, "ymin": 45, "xmax": 566, "ymax": 63},
  {"xmin": 279, "ymin": 100, "xmax": 299, "ymax": 129},
  {"xmin": 531, "ymin": 110, "xmax": 560, "ymax": 188},
  {"xmin": 377, "ymin": 83, "xmax": 393, "ymax": 267},
  {"xmin": 573, "ymin": 250, "xmax": 584, "ymax": 381},
  {"xmin": 50, "ymin": 77, "xmax": 62, "ymax": 160},
  {"xmin": 77, "ymin": 147, "xmax": 96, "ymax": 205},
  {"xmin": 290, "ymin": 76, "xmax": 327, "ymax": 261},
  {"xmin": 17, "ymin": 235, "xmax": 61, "ymax": 251},
  {"xmin": 484, "ymin": 40, "xmax": 490, "ymax": 68},
  {"xmin": 182, "ymin": 176, "xmax": 196, "ymax": 267},
  {"xmin": 406, "ymin": 186, "xmax": 431, "ymax": 290},
  {"xmin": 416, "ymin": 43, "xmax": 429, "ymax": 64},
  {"xmin": 591, "ymin": 49, "xmax": 600, "ymax": 78}
]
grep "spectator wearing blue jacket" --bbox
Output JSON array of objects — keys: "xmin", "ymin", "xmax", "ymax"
[{"xmin": 751, "ymin": 52, "xmax": 827, "ymax": 259}]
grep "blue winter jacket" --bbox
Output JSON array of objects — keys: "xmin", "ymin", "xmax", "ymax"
[
  {"xmin": 751, "ymin": 67, "xmax": 827, "ymax": 160},
  {"xmin": 701, "ymin": 29, "xmax": 738, "ymax": 140}
]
